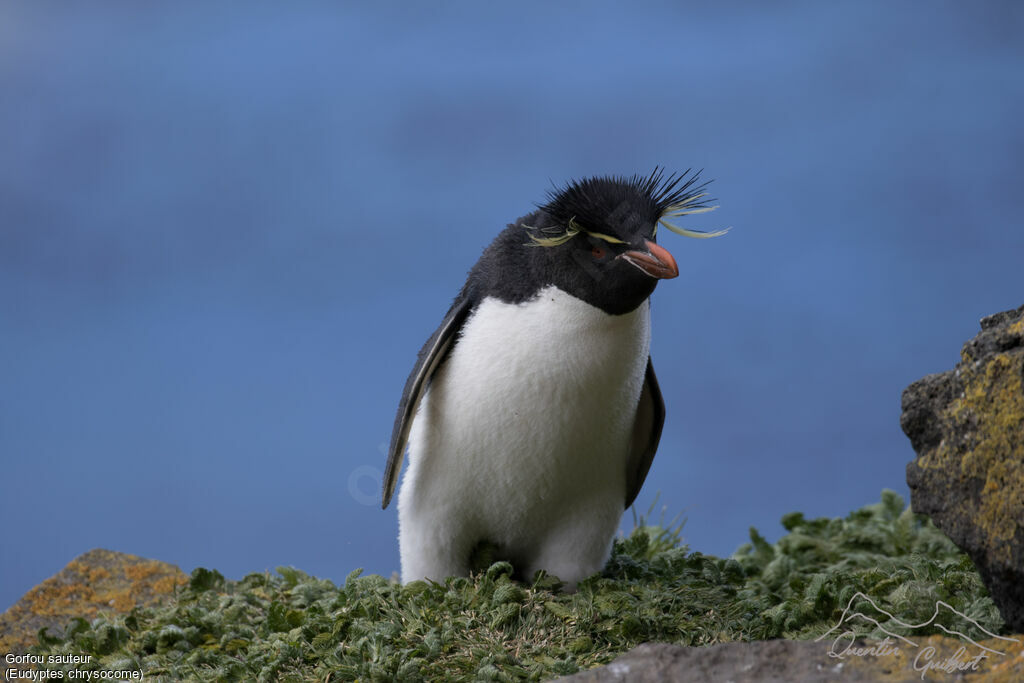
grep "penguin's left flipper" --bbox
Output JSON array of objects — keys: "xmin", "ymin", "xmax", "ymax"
[
  {"xmin": 381, "ymin": 295, "xmax": 475, "ymax": 509},
  {"xmin": 624, "ymin": 357, "xmax": 666, "ymax": 509}
]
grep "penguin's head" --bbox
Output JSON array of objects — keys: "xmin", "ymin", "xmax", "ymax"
[{"xmin": 522, "ymin": 168, "xmax": 727, "ymax": 315}]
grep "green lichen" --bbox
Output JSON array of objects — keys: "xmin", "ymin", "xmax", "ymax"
[{"xmin": 29, "ymin": 491, "xmax": 1006, "ymax": 681}]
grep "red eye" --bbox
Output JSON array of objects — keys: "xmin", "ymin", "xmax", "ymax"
[{"xmin": 591, "ymin": 245, "xmax": 606, "ymax": 259}]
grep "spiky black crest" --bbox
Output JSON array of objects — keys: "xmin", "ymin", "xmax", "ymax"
[{"xmin": 540, "ymin": 167, "xmax": 714, "ymax": 231}]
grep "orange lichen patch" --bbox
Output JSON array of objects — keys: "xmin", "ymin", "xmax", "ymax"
[
  {"xmin": 983, "ymin": 635, "xmax": 1024, "ymax": 682},
  {"xmin": 27, "ymin": 583, "xmax": 99, "ymax": 617},
  {"xmin": 109, "ymin": 591, "xmax": 136, "ymax": 612},
  {"xmin": 0, "ymin": 549, "xmax": 188, "ymax": 653},
  {"xmin": 152, "ymin": 574, "xmax": 187, "ymax": 595},
  {"xmin": 125, "ymin": 560, "xmax": 166, "ymax": 582},
  {"xmin": 842, "ymin": 633, "xmax": 1024, "ymax": 682},
  {"xmin": 88, "ymin": 566, "xmax": 111, "ymax": 583}
]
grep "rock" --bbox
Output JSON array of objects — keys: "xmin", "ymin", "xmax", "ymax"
[
  {"xmin": 901, "ymin": 303, "xmax": 1024, "ymax": 632},
  {"xmin": 559, "ymin": 641, "xmax": 862, "ymax": 682},
  {"xmin": 0, "ymin": 548, "xmax": 187, "ymax": 653},
  {"xmin": 558, "ymin": 635, "xmax": 1024, "ymax": 682}
]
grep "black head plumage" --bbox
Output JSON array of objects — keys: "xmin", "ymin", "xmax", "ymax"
[
  {"xmin": 538, "ymin": 167, "xmax": 715, "ymax": 241},
  {"xmin": 462, "ymin": 167, "xmax": 724, "ymax": 316}
]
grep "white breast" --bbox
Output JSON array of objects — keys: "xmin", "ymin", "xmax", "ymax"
[{"xmin": 397, "ymin": 285, "xmax": 651, "ymax": 586}]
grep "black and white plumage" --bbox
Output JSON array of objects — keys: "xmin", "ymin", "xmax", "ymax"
[{"xmin": 382, "ymin": 169, "xmax": 724, "ymax": 587}]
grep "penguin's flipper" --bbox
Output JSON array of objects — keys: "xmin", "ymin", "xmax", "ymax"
[
  {"xmin": 382, "ymin": 295, "xmax": 475, "ymax": 509},
  {"xmin": 625, "ymin": 356, "xmax": 666, "ymax": 509}
]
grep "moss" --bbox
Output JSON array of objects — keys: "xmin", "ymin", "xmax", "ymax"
[{"xmin": 26, "ymin": 491, "xmax": 1010, "ymax": 681}]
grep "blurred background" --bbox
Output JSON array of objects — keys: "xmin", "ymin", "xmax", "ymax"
[{"xmin": 2, "ymin": 1, "xmax": 1022, "ymax": 611}]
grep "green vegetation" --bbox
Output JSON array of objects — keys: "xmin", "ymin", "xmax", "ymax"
[{"xmin": 32, "ymin": 491, "xmax": 1005, "ymax": 681}]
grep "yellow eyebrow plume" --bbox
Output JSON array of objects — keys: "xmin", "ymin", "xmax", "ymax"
[
  {"xmin": 657, "ymin": 197, "xmax": 730, "ymax": 238},
  {"xmin": 586, "ymin": 230, "xmax": 626, "ymax": 244},
  {"xmin": 526, "ymin": 222, "xmax": 580, "ymax": 247},
  {"xmin": 526, "ymin": 217, "xmax": 628, "ymax": 247}
]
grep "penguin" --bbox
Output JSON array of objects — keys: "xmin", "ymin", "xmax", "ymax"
[{"xmin": 382, "ymin": 168, "xmax": 726, "ymax": 588}]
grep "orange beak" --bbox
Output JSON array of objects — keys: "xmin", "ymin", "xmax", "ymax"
[{"xmin": 619, "ymin": 240, "xmax": 679, "ymax": 279}]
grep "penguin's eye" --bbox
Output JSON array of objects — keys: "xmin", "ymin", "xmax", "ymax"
[{"xmin": 583, "ymin": 230, "xmax": 622, "ymax": 262}]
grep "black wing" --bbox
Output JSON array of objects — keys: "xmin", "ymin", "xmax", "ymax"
[
  {"xmin": 624, "ymin": 356, "xmax": 666, "ymax": 509},
  {"xmin": 381, "ymin": 295, "xmax": 475, "ymax": 508}
]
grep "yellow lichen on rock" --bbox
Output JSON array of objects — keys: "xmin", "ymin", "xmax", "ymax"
[
  {"xmin": 87, "ymin": 566, "xmax": 111, "ymax": 583},
  {"xmin": 951, "ymin": 351, "xmax": 1024, "ymax": 561},
  {"xmin": 841, "ymin": 633, "xmax": 1024, "ymax": 682},
  {"xmin": 0, "ymin": 549, "xmax": 187, "ymax": 653},
  {"xmin": 902, "ymin": 303, "xmax": 1024, "ymax": 632},
  {"xmin": 26, "ymin": 582, "xmax": 99, "ymax": 618},
  {"xmin": 125, "ymin": 559, "xmax": 168, "ymax": 582}
]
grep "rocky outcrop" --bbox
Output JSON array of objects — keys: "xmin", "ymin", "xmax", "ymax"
[
  {"xmin": 901, "ymin": 303, "xmax": 1024, "ymax": 632},
  {"xmin": 0, "ymin": 548, "xmax": 187, "ymax": 653},
  {"xmin": 559, "ymin": 636, "xmax": 1024, "ymax": 682}
]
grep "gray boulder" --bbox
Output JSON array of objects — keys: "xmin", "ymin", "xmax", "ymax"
[{"xmin": 557, "ymin": 637, "xmax": 1020, "ymax": 682}]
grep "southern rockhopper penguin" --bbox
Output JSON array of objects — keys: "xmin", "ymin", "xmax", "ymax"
[{"xmin": 382, "ymin": 168, "xmax": 726, "ymax": 588}]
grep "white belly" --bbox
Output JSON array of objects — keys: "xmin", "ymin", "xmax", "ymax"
[{"xmin": 397, "ymin": 285, "xmax": 651, "ymax": 585}]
